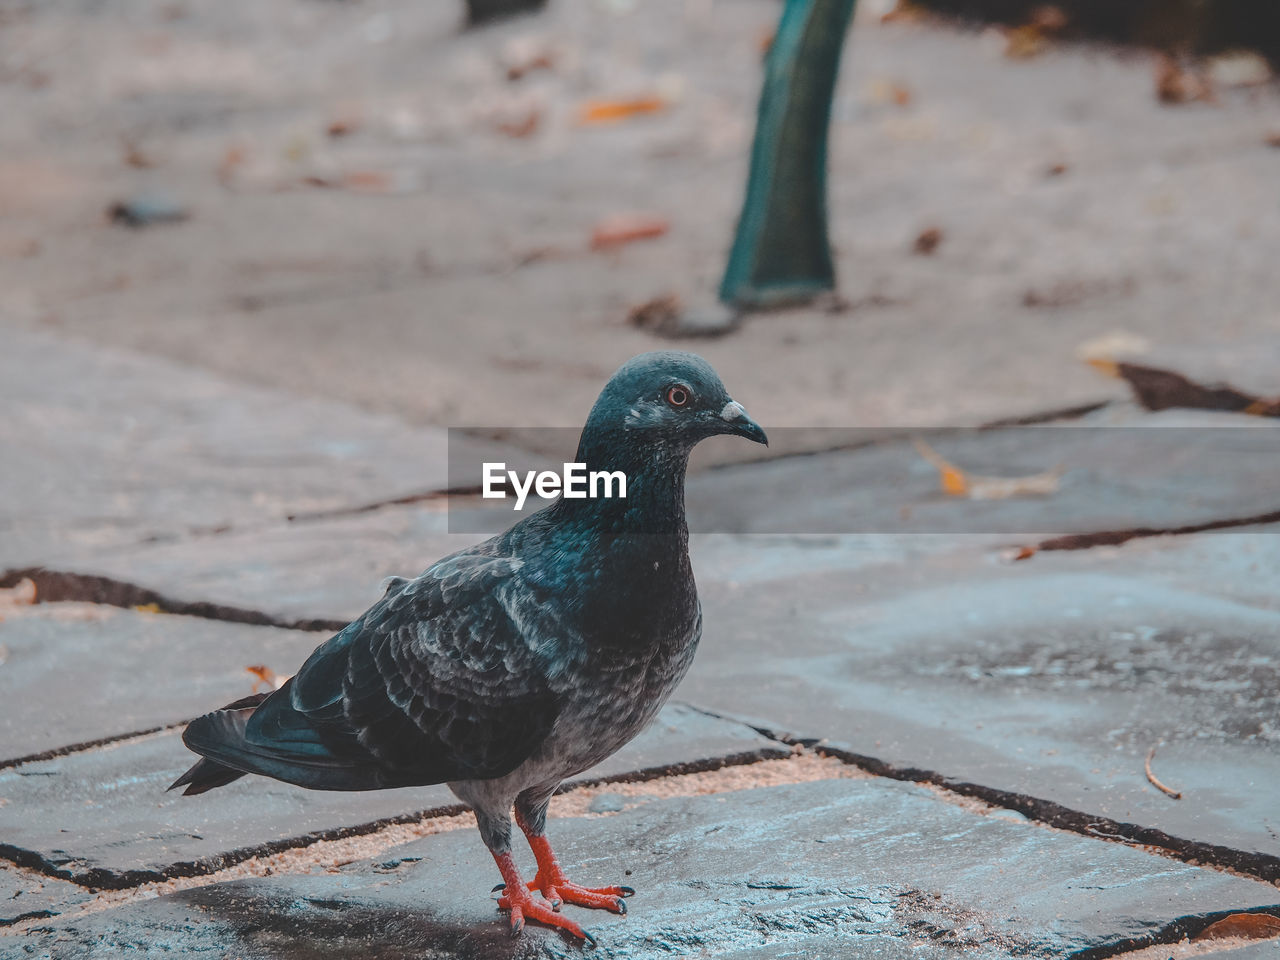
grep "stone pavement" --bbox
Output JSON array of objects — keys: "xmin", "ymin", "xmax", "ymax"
[
  {"xmin": 3, "ymin": 325, "xmax": 1279, "ymax": 958},
  {"xmin": 4, "ymin": 0, "xmax": 1280, "ymax": 955}
]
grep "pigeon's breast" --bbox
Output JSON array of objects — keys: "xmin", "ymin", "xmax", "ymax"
[{"xmin": 527, "ymin": 596, "xmax": 702, "ymax": 784}]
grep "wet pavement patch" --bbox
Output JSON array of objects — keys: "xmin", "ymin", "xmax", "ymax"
[
  {"xmin": 18, "ymin": 778, "xmax": 1279, "ymax": 959},
  {"xmin": 684, "ymin": 549, "xmax": 1280, "ymax": 872},
  {"xmin": 0, "ymin": 704, "xmax": 784, "ymax": 888}
]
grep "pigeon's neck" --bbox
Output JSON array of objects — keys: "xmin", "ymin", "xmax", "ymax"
[{"xmin": 558, "ymin": 429, "xmax": 691, "ymax": 537}]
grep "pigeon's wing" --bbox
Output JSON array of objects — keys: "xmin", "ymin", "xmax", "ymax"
[{"xmin": 179, "ymin": 551, "xmax": 570, "ymax": 791}]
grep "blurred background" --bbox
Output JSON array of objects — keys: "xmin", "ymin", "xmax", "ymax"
[{"xmin": 4, "ymin": 0, "xmax": 1278, "ymax": 439}]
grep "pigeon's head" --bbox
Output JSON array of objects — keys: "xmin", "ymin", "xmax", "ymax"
[{"xmin": 582, "ymin": 352, "xmax": 767, "ymax": 457}]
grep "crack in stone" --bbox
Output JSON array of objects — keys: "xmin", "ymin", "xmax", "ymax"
[
  {"xmin": 0, "ymin": 568, "xmax": 348, "ymax": 633},
  {"xmin": 1027, "ymin": 508, "xmax": 1280, "ymax": 554},
  {"xmin": 0, "ymin": 722, "xmax": 190, "ymax": 772},
  {"xmin": 675, "ymin": 703, "xmax": 1280, "ymax": 886},
  {"xmin": 1068, "ymin": 905, "xmax": 1280, "ymax": 959},
  {"xmin": 0, "ymin": 749, "xmax": 783, "ymax": 890}
]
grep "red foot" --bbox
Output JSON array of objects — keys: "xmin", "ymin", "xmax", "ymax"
[
  {"xmin": 491, "ymin": 852, "xmax": 594, "ymax": 943},
  {"xmin": 526, "ymin": 834, "xmax": 633, "ymax": 914}
]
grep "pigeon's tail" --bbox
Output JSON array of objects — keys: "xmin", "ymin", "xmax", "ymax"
[{"xmin": 168, "ymin": 692, "xmax": 268, "ymax": 796}]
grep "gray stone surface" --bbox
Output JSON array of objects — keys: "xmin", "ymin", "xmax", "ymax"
[
  {"xmin": 5, "ymin": 1, "xmax": 1280, "ymax": 440},
  {"xmin": 0, "ymin": 866, "xmax": 89, "ymax": 928},
  {"xmin": 0, "ymin": 703, "xmax": 784, "ymax": 884},
  {"xmin": 0, "ymin": 328, "xmax": 510, "ymax": 566},
  {"xmin": 683, "ymin": 531, "xmax": 1280, "ymax": 868},
  {"xmin": 0, "ymin": 611, "xmax": 325, "ymax": 764},
  {"xmin": 17, "ymin": 779, "xmax": 1280, "ymax": 958},
  {"xmin": 690, "ymin": 413, "xmax": 1280, "ymax": 535}
]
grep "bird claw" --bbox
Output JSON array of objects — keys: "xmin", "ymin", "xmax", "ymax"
[
  {"xmin": 498, "ymin": 884, "xmax": 590, "ymax": 942},
  {"xmin": 537, "ymin": 879, "xmax": 630, "ymax": 914}
]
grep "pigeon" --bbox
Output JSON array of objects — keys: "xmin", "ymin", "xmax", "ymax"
[{"xmin": 170, "ymin": 351, "xmax": 767, "ymax": 941}]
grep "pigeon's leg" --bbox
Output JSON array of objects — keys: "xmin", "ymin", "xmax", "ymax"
[
  {"xmin": 476, "ymin": 806, "xmax": 591, "ymax": 941},
  {"xmin": 512, "ymin": 788, "xmax": 634, "ymax": 914}
]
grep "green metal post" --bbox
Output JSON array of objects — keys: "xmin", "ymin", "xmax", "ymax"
[{"xmin": 720, "ymin": 0, "xmax": 857, "ymax": 309}]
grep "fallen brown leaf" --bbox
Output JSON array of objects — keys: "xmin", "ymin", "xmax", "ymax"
[
  {"xmin": 343, "ymin": 170, "xmax": 391, "ymax": 193},
  {"xmin": 880, "ymin": 0, "xmax": 926, "ymax": 24},
  {"xmin": 1194, "ymin": 913, "xmax": 1280, "ymax": 942},
  {"xmin": 122, "ymin": 138, "xmax": 157, "ymax": 169},
  {"xmin": 914, "ymin": 439, "xmax": 1062, "ymax": 500},
  {"xmin": 1004, "ymin": 24, "xmax": 1049, "ymax": 59},
  {"xmin": 495, "ymin": 107, "xmax": 541, "ymax": 139},
  {"xmin": 327, "ymin": 117, "xmax": 360, "ymax": 138},
  {"xmin": 246, "ymin": 664, "xmax": 290, "ymax": 693},
  {"xmin": 1090, "ymin": 360, "xmax": 1280, "ymax": 417},
  {"xmin": 913, "ymin": 226, "xmax": 943, "ymax": 255},
  {"xmin": 1155, "ymin": 54, "xmax": 1214, "ymax": 105},
  {"xmin": 0, "ymin": 578, "xmax": 37, "ymax": 606},
  {"xmin": 590, "ymin": 213, "xmax": 669, "ymax": 250},
  {"xmin": 577, "ymin": 97, "xmax": 667, "ymax": 125},
  {"xmin": 627, "ymin": 294, "xmax": 683, "ymax": 336}
]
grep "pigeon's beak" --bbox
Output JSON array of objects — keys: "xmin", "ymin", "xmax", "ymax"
[{"xmin": 719, "ymin": 400, "xmax": 768, "ymax": 446}]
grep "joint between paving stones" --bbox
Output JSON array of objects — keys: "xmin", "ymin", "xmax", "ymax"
[
  {"xmin": 1068, "ymin": 905, "xmax": 1280, "ymax": 959},
  {"xmin": 0, "ymin": 567, "xmax": 348, "ymax": 633},
  {"xmin": 0, "ymin": 748, "xmax": 781, "ymax": 891},
  {"xmin": 676, "ymin": 703, "xmax": 1280, "ymax": 887}
]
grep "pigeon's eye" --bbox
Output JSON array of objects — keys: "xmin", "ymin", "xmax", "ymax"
[{"xmin": 666, "ymin": 385, "xmax": 691, "ymax": 408}]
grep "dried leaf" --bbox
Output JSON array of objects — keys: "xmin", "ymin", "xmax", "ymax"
[
  {"xmin": 1091, "ymin": 361, "xmax": 1280, "ymax": 418},
  {"xmin": 0, "ymin": 578, "xmax": 37, "ymax": 606},
  {"xmin": 590, "ymin": 213, "xmax": 669, "ymax": 250},
  {"xmin": 343, "ymin": 170, "xmax": 392, "ymax": 193},
  {"xmin": 627, "ymin": 294, "xmax": 682, "ymax": 334},
  {"xmin": 133, "ymin": 602, "xmax": 162, "ymax": 614},
  {"xmin": 577, "ymin": 97, "xmax": 667, "ymax": 125},
  {"xmin": 500, "ymin": 35, "xmax": 557, "ymax": 81},
  {"xmin": 913, "ymin": 226, "xmax": 943, "ymax": 255},
  {"xmin": 867, "ymin": 79, "xmax": 913, "ymax": 107},
  {"xmin": 914, "ymin": 439, "xmax": 1062, "ymax": 500},
  {"xmin": 1004, "ymin": 25, "xmax": 1049, "ymax": 59},
  {"xmin": 880, "ymin": 0, "xmax": 926, "ymax": 24},
  {"xmin": 1194, "ymin": 912, "xmax": 1280, "ymax": 942},
  {"xmin": 246, "ymin": 664, "xmax": 290, "ymax": 693},
  {"xmin": 1155, "ymin": 54, "xmax": 1214, "ymax": 105},
  {"xmin": 495, "ymin": 107, "xmax": 541, "ymax": 139}
]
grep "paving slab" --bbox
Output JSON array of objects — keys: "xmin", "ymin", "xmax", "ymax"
[
  {"xmin": 682, "ymin": 530, "xmax": 1280, "ymax": 873},
  {"xmin": 0, "ymin": 610, "xmax": 328, "ymax": 764},
  {"xmin": 16, "ymin": 778, "xmax": 1280, "ymax": 959},
  {"xmin": 0, "ymin": 703, "xmax": 785, "ymax": 886},
  {"xmin": 0, "ymin": 328, "xmax": 510, "ymax": 567},
  {"xmin": 683, "ymin": 413, "xmax": 1280, "ymax": 536},
  {"xmin": 36, "ymin": 405, "xmax": 1280, "ymax": 627},
  {"xmin": 0, "ymin": 866, "xmax": 90, "ymax": 928},
  {"xmin": 26, "ymin": 507, "xmax": 484, "ymax": 627}
]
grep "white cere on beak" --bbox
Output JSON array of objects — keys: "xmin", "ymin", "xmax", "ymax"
[{"xmin": 721, "ymin": 400, "xmax": 747, "ymax": 421}]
